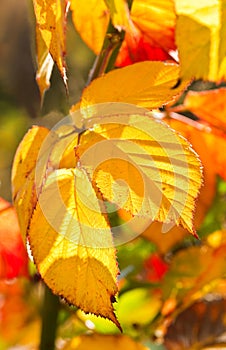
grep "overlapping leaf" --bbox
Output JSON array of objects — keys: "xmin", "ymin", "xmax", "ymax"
[
  {"xmin": 33, "ymin": 0, "xmax": 68, "ymax": 97},
  {"xmin": 29, "ymin": 168, "xmax": 120, "ymax": 327},
  {"xmin": 116, "ymin": 0, "xmax": 176, "ymax": 66},
  {"xmin": 74, "ymin": 62, "xmax": 189, "ymax": 111},
  {"xmin": 175, "ymin": 0, "xmax": 226, "ymax": 81},
  {"xmin": 12, "ymin": 108, "xmax": 202, "ymax": 326},
  {"xmin": 71, "ymin": 0, "xmax": 176, "ymax": 65},
  {"xmin": 12, "ymin": 126, "xmax": 50, "ymax": 242},
  {"xmin": 75, "ymin": 113, "xmax": 202, "ymax": 236},
  {"xmin": 12, "ymin": 125, "xmax": 120, "ymax": 327}
]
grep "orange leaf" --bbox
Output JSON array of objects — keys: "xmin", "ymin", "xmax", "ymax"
[
  {"xmin": 184, "ymin": 88, "xmax": 226, "ymax": 131},
  {"xmin": 0, "ymin": 198, "xmax": 28, "ymax": 279},
  {"xmin": 116, "ymin": 0, "xmax": 176, "ymax": 66},
  {"xmin": 71, "ymin": 0, "xmax": 176, "ymax": 65}
]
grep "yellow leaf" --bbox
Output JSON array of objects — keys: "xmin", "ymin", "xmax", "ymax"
[
  {"xmin": 28, "ymin": 168, "xmax": 120, "ymax": 328},
  {"xmin": 33, "ymin": 0, "xmax": 68, "ymax": 97},
  {"xmin": 104, "ymin": 0, "xmax": 130, "ymax": 30},
  {"xmin": 63, "ymin": 334, "xmax": 148, "ymax": 350},
  {"xmin": 76, "ymin": 62, "xmax": 189, "ymax": 111},
  {"xmin": 175, "ymin": 0, "xmax": 226, "ymax": 81},
  {"xmin": 71, "ymin": 0, "xmax": 176, "ymax": 63},
  {"xmin": 11, "ymin": 126, "xmax": 50, "ymax": 241},
  {"xmin": 70, "ymin": 0, "xmax": 109, "ymax": 54},
  {"xmin": 75, "ymin": 113, "xmax": 202, "ymax": 236}
]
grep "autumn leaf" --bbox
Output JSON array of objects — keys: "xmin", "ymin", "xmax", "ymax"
[
  {"xmin": 0, "ymin": 198, "xmax": 28, "ymax": 279},
  {"xmin": 71, "ymin": 0, "xmax": 176, "ymax": 65},
  {"xmin": 33, "ymin": 0, "xmax": 68, "ymax": 98},
  {"xmin": 164, "ymin": 299, "xmax": 226, "ymax": 349},
  {"xmin": 63, "ymin": 334, "xmax": 148, "ymax": 350},
  {"xmin": 75, "ymin": 113, "xmax": 202, "ymax": 236},
  {"xmin": 12, "ymin": 107, "xmax": 202, "ymax": 327},
  {"xmin": 184, "ymin": 88, "xmax": 226, "ymax": 131},
  {"xmin": 70, "ymin": 0, "xmax": 109, "ymax": 55},
  {"xmin": 116, "ymin": 0, "xmax": 176, "ymax": 66},
  {"xmin": 12, "ymin": 124, "xmax": 120, "ymax": 327},
  {"xmin": 175, "ymin": 0, "xmax": 226, "ymax": 81},
  {"xmin": 104, "ymin": 0, "xmax": 130, "ymax": 31},
  {"xmin": 28, "ymin": 168, "xmax": 120, "ymax": 328},
  {"xmin": 74, "ymin": 62, "xmax": 189, "ymax": 111},
  {"xmin": 12, "ymin": 126, "xmax": 50, "ymax": 242}
]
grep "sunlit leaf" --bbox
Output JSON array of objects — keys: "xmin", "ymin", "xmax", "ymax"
[
  {"xmin": 104, "ymin": 0, "xmax": 130, "ymax": 30},
  {"xmin": 116, "ymin": 0, "xmax": 176, "ymax": 66},
  {"xmin": 63, "ymin": 334, "xmax": 148, "ymax": 350},
  {"xmin": 70, "ymin": 0, "xmax": 109, "ymax": 54},
  {"xmin": 175, "ymin": 0, "xmax": 226, "ymax": 81},
  {"xmin": 76, "ymin": 62, "xmax": 189, "ymax": 111},
  {"xmin": 184, "ymin": 88, "xmax": 226, "ymax": 131},
  {"xmin": 28, "ymin": 168, "xmax": 120, "ymax": 328},
  {"xmin": 75, "ymin": 113, "xmax": 202, "ymax": 236},
  {"xmin": 71, "ymin": 0, "xmax": 176, "ymax": 64},
  {"xmin": 12, "ymin": 126, "xmax": 50, "ymax": 241},
  {"xmin": 0, "ymin": 198, "xmax": 28, "ymax": 279},
  {"xmin": 33, "ymin": 0, "xmax": 68, "ymax": 97}
]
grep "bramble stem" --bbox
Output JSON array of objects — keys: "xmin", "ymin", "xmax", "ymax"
[{"xmin": 39, "ymin": 284, "xmax": 60, "ymax": 350}]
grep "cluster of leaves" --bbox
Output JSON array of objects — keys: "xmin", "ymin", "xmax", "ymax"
[{"xmin": 1, "ymin": 0, "xmax": 226, "ymax": 349}]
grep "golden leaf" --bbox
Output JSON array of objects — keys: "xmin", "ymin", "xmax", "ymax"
[
  {"xmin": 75, "ymin": 113, "xmax": 202, "ymax": 236},
  {"xmin": 70, "ymin": 0, "xmax": 109, "ymax": 54},
  {"xmin": 175, "ymin": 0, "xmax": 226, "ymax": 81},
  {"xmin": 28, "ymin": 168, "xmax": 120, "ymax": 328},
  {"xmin": 104, "ymin": 0, "xmax": 130, "ymax": 30},
  {"xmin": 33, "ymin": 0, "xmax": 68, "ymax": 97},
  {"xmin": 76, "ymin": 62, "xmax": 189, "ymax": 111},
  {"xmin": 11, "ymin": 126, "xmax": 50, "ymax": 241}
]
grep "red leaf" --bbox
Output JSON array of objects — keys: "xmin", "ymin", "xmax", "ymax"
[{"xmin": 0, "ymin": 198, "xmax": 28, "ymax": 279}]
